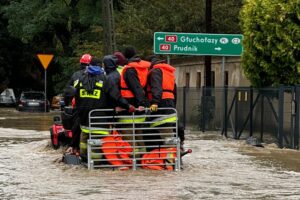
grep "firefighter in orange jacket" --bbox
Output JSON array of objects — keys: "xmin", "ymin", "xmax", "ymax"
[
  {"xmin": 146, "ymin": 56, "xmax": 185, "ymax": 148},
  {"xmin": 147, "ymin": 56, "xmax": 176, "ymax": 115},
  {"xmin": 120, "ymin": 46, "xmax": 150, "ymax": 109},
  {"xmin": 119, "ymin": 46, "xmax": 151, "ymax": 153}
]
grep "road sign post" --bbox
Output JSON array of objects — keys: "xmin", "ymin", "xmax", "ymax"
[
  {"xmin": 154, "ymin": 32, "xmax": 243, "ymax": 56},
  {"xmin": 37, "ymin": 54, "xmax": 54, "ymax": 112}
]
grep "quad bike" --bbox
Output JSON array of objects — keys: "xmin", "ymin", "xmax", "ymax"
[{"xmin": 49, "ymin": 107, "xmax": 74, "ymax": 149}]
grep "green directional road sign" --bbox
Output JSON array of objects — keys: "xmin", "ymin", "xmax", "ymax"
[{"xmin": 154, "ymin": 32, "xmax": 243, "ymax": 56}]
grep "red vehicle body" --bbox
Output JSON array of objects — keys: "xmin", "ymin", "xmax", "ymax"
[{"xmin": 50, "ymin": 116, "xmax": 72, "ymax": 149}]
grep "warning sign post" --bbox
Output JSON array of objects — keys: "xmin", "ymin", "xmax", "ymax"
[{"xmin": 37, "ymin": 54, "xmax": 54, "ymax": 112}]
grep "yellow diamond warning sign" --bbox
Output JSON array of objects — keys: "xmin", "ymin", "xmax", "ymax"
[{"xmin": 37, "ymin": 54, "xmax": 54, "ymax": 70}]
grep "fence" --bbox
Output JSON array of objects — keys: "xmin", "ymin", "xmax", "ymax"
[
  {"xmin": 177, "ymin": 85, "xmax": 300, "ymax": 150},
  {"xmin": 85, "ymin": 108, "xmax": 181, "ymax": 170}
]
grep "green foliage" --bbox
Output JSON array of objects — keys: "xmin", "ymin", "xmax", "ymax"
[
  {"xmin": 2, "ymin": 0, "xmax": 103, "ymax": 96},
  {"xmin": 213, "ymin": 0, "xmax": 243, "ymax": 33},
  {"xmin": 116, "ymin": 0, "xmax": 242, "ymax": 56},
  {"xmin": 1, "ymin": 0, "xmax": 244, "ymax": 96},
  {"xmin": 4, "ymin": 0, "xmax": 65, "ymax": 43},
  {"xmin": 0, "ymin": 0, "xmax": 32, "ymax": 92},
  {"xmin": 240, "ymin": 0, "xmax": 300, "ymax": 87}
]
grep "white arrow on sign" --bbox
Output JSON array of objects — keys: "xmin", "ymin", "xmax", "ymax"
[
  {"xmin": 215, "ymin": 47, "xmax": 222, "ymax": 51},
  {"xmin": 157, "ymin": 37, "xmax": 164, "ymax": 41}
]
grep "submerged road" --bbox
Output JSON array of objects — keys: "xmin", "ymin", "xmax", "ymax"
[{"xmin": 0, "ymin": 108, "xmax": 300, "ymax": 199}]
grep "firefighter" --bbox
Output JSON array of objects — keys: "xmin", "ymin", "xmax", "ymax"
[
  {"xmin": 102, "ymin": 54, "xmax": 135, "ymax": 112},
  {"xmin": 120, "ymin": 46, "xmax": 150, "ymax": 109},
  {"xmin": 113, "ymin": 51, "xmax": 126, "ymax": 73},
  {"xmin": 146, "ymin": 55, "xmax": 185, "ymax": 149},
  {"xmin": 66, "ymin": 54, "xmax": 92, "ymax": 88},
  {"xmin": 119, "ymin": 46, "xmax": 151, "ymax": 154},
  {"xmin": 74, "ymin": 57, "xmax": 134, "ymax": 162},
  {"xmin": 64, "ymin": 54, "xmax": 92, "ymax": 155}
]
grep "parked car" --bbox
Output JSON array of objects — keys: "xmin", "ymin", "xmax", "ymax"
[
  {"xmin": 0, "ymin": 88, "xmax": 16, "ymax": 107},
  {"xmin": 16, "ymin": 91, "xmax": 50, "ymax": 112}
]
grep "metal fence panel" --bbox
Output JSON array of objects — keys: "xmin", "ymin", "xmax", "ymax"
[
  {"xmin": 86, "ymin": 108, "xmax": 181, "ymax": 170},
  {"xmin": 177, "ymin": 86, "xmax": 300, "ymax": 150}
]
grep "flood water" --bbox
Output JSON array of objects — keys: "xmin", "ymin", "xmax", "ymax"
[{"xmin": 1, "ymin": 107, "xmax": 300, "ymax": 199}]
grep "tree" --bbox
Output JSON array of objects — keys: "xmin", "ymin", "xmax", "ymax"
[
  {"xmin": 0, "ymin": 0, "xmax": 35, "ymax": 94},
  {"xmin": 240, "ymin": 0, "xmax": 300, "ymax": 87},
  {"xmin": 115, "ymin": 0, "xmax": 206, "ymax": 56},
  {"xmin": 115, "ymin": 0, "xmax": 242, "ymax": 57},
  {"xmin": 3, "ymin": 0, "xmax": 104, "ymax": 95},
  {"xmin": 212, "ymin": 0, "xmax": 242, "ymax": 34},
  {"xmin": 1, "ymin": 0, "xmax": 244, "ymax": 96}
]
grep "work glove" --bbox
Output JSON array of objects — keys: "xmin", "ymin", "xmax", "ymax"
[
  {"xmin": 128, "ymin": 105, "xmax": 135, "ymax": 113},
  {"xmin": 150, "ymin": 104, "xmax": 158, "ymax": 112}
]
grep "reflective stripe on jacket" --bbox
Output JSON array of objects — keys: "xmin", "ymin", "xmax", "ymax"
[
  {"xmin": 117, "ymin": 116, "xmax": 146, "ymax": 123},
  {"xmin": 79, "ymin": 142, "xmax": 103, "ymax": 159},
  {"xmin": 117, "ymin": 66, "xmax": 123, "ymax": 74},
  {"xmin": 75, "ymin": 73, "xmax": 108, "ymax": 127},
  {"xmin": 79, "ymin": 81, "xmax": 103, "ymax": 99},
  {"xmin": 147, "ymin": 63, "xmax": 175, "ymax": 100},
  {"xmin": 80, "ymin": 125, "xmax": 110, "ymax": 135},
  {"xmin": 150, "ymin": 114, "xmax": 177, "ymax": 127}
]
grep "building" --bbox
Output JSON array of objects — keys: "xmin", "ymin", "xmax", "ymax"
[{"xmin": 171, "ymin": 56, "xmax": 250, "ymax": 87}]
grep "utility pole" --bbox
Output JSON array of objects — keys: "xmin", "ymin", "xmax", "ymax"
[
  {"xmin": 204, "ymin": 0, "xmax": 212, "ymax": 87},
  {"xmin": 102, "ymin": 0, "xmax": 116, "ymax": 55}
]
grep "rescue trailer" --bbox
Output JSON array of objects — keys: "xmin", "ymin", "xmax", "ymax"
[
  {"xmin": 85, "ymin": 108, "xmax": 190, "ymax": 171},
  {"xmin": 50, "ymin": 107, "xmax": 191, "ymax": 171}
]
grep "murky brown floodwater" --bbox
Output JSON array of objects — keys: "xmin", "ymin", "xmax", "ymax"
[{"xmin": 1, "ymin": 107, "xmax": 300, "ymax": 200}]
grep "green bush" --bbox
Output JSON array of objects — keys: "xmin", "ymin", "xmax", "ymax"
[{"xmin": 240, "ymin": 0, "xmax": 300, "ymax": 87}]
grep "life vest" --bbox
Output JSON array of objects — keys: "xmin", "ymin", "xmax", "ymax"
[
  {"xmin": 141, "ymin": 147, "xmax": 177, "ymax": 170},
  {"xmin": 147, "ymin": 63, "xmax": 175, "ymax": 100},
  {"xmin": 120, "ymin": 60, "xmax": 150, "ymax": 98},
  {"xmin": 101, "ymin": 130, "xmax": 133, "ymax": 169}
]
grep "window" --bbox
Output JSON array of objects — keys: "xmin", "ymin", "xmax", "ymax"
[
  {"xmin": 185, "ymin": 73, "xmax": 190, "ymax": 87},
  {"xmin": 196, "ymin": 72, "xmax": 201, "ymax": 88}
]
